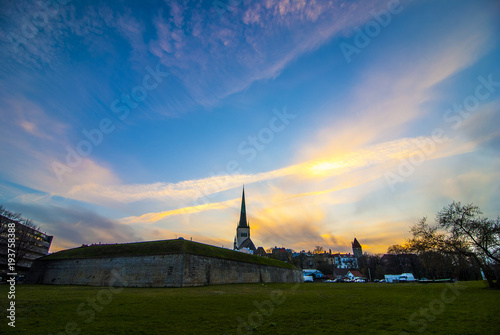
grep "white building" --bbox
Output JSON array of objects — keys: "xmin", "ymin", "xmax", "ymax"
[{"xmin": 333, "ymin": 253, "xmax": 358, "ymax": 269}]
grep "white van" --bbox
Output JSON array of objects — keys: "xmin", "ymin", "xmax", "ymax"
[
  {"xmin": 303, "ymin": 275, "xmax": 314, "ymax": 282},
  {"xmin": 398, "ymin": 273, "xmax": 415, "ymax": 282},
  {"xmin": 302, "ymin": 269, "xmax": 324, "ymax": 279}
]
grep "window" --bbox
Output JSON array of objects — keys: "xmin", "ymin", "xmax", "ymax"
[{"xmin": 240, "ymin": 233, "xmax": 247, "ymax": 237}]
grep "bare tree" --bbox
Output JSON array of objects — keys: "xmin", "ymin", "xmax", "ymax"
[
  {"xmin": 313, "ymin": 246, "xmax": 324, "ymax": 254},
  {"xmin": 405, "ymin": 202, "xmax": 499, "ymax": 288},
  {"xmin": 0, "ymin": 205, "xmax": 41, "ymax": 269},
  {"xmin": 0, "ymin": 206, "xmax": 22, "ymax": 236},
  {"xmin": 0, "ymin": 206, "xmax": 22, "ymax": 221},
  {"xmin": 387, "ymin": 244, "xmax": 408, "ymax": 254}
]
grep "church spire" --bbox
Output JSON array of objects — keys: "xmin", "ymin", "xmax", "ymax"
[
  {"xmin": 238, "ymin": 186, "xmax": 248, "ymax": 228},
  {"xmin": 234, "ymin": 186, "xmax": 255, "ymax": 252}
]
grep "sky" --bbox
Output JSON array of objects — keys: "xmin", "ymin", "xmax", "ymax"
[{"xmin": 0, "ymin": 0, "xmax": 499, "ymax": 254}]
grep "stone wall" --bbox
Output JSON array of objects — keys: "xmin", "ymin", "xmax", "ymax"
[{"xmin": 26, "ymin": 253, "xmax": 302, "ymax": 287}]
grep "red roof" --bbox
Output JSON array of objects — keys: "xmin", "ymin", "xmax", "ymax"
[
  {"xmin": 349, "ymin": 270, "xmax": 364, "ymax": 277},
  {"xmin": 333, "ymin": 269, "xmax": 349, "ymax": 277}
]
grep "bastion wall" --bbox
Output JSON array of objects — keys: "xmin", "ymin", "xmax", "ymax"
[{"xmin": 26, "ymin": 253, "xmax": 302, "ymax": 287}]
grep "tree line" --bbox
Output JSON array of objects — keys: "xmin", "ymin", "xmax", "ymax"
[
  {"xmin": 1, "ymin": 202, "xmax": 498, "ymax": 288},
  {"xmin": 269, "ymin": 202, "xmax": 499, "ymax": 289},
  {"xmin": 382, "ymin": 202, "xmax": 499, "ymax": 288}
]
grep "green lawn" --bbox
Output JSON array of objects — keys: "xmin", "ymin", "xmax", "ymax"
[{"xmin": 1, "ymin": 281, "xmax": 497, "ymax": 334}]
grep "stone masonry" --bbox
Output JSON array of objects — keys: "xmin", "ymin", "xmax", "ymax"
[{"xmin": 27, "ymin": 251, "xmax": 302, "ymax": 287}]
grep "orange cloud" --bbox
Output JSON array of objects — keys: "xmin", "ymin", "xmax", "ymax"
[{"xmin": 120, "ymin": 198, "xmax": 240, "ymax": 224}]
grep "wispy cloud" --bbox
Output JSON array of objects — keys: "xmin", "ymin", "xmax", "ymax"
[
  {"xmin": 0, "ymin": 2, "xmax": 106, "ymax": 70},
  {"xmin": 64, "ymin": 129, "xmax": 477, "ymax": 206},
  {"xmin": 145, "ymin": 0, "xmax": 389, "ymax": 109},
  {"xmin": 3, "ymin": 97, "xmax": 68, "ymax": 141},
  {"xmin": 120, "ymin": 198, "xmax": 240, "ymax": 224}
]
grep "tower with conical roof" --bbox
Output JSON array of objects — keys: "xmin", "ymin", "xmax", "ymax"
[
  {"xmin": 352, "ymin": 238, "xmax": 362, "ymax": 258},
  {"xmin": 234, "ymin": 187, "xmax": 256, "ymax": 252}
]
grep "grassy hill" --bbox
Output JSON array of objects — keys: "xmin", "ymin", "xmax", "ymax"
[{"xmin": 40, "ymin": 239, "xmax": 295, "ymax": 269}]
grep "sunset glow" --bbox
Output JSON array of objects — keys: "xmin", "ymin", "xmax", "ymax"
[{"xmin": 1, "ymin": 0, "xmax": 499, "ymax": 255}]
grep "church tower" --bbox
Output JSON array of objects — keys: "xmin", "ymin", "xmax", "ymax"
[
  {"xmin": 352, "ymin": 238, "xmax": 362, "ymax": 258},
  {"xmin": 234, "ymin": 187, "xmax": 256, "ymax": 252}
]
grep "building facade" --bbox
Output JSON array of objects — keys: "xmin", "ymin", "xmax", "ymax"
[
  {"xmin": 0, "ymin": 214, "xmax": 53, "ymax": 274},
  {"xmin": 333, "ymin": 253, "xmax": 359, "ymax": 269}
]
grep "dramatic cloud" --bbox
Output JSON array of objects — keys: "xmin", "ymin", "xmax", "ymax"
[
  {"xmin": 0, "ymin": 0, "xmax": 498, "ymax": 254},
  {"xmin": 4, "ymin": 197, "xmax": 140, "ymax": 252}
]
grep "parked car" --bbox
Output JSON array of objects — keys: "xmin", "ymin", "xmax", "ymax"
[{"xmin": 354, "ymin": 278, "xmax": 367, "ymax": 283}]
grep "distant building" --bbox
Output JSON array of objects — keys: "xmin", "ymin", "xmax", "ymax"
[
  {"xmin": 292, "ymin": 246, "xmax": 360, "ymax": 272},
  {"xmin": 233, "ymin": 187, "xmax": 256, "ymax": 253},
  {"xmin": 333, "ymin": 253, "xmax": 358, "ymax": 269},
  {"xmin": 292, "ymin": 251, "xmax": 315, "ymax": 269},
  {"xmin": 346, "ymin": 270, "xmax": 365, "ymax": 280},
  {"xmin": 333, "ymin": 268, "xmax": 349, "ymax": 279},
  {"xmin": 313, "ymin": 252, "xmax": 335, "ymax": 275},
  {"xmin": 0, "ymin": 214, "xmax": 53, "ymax": 275},
  {"xmin": 352, "ymin": 238, "xmax": 362, "ymax": 258},
  {"xmin": 255, "ymin": 247, "xmax": 267, "ymax": 256},
  {"xmin": 270, "ymin": 247, "xmax": 292, "ymax": 262}
]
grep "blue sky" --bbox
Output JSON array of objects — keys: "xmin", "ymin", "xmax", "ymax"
[{"xmin": 1, "ymin": 0, "xmax": 499, "ymax": 253}]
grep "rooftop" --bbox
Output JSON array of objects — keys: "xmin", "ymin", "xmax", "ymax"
[{"xmin": 352, "ymin": 238, "xmax": 362, "ymax": 249}]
